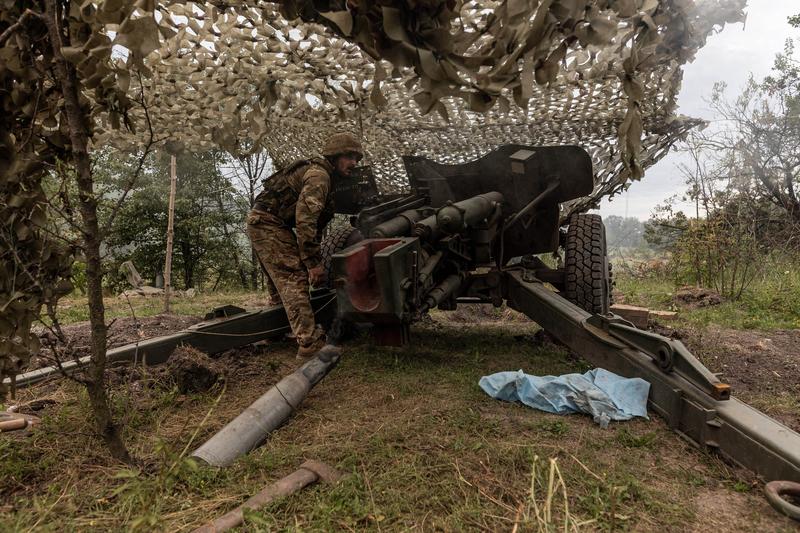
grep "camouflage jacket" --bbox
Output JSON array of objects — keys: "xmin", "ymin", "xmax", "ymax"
[{"xmin": 253, "ymin": 157, "xmax": 335, "ymax": 269}]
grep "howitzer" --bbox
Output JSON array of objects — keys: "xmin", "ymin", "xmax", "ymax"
[{"xmin": 329, "ymin": 145, "xmax": 602, "ymax": 342}]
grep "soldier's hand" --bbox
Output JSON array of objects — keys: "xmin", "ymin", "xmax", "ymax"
[{"xmin": 308, "ymin": 265, "xmax": 327, "ymax": 287}]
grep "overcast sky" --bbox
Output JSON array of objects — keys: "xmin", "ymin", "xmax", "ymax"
[{"xmin": 596, "ymin": 0, "xmax": 799, "ymax": 220}]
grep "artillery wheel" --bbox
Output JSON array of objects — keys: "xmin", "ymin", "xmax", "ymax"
[
  {"xmin": 564, "ymin": 214, "xmax": 611, "ymax": 315},
  {"xmin": 320, "ymin": 225, "xmax": 362, "ymax": 288}
]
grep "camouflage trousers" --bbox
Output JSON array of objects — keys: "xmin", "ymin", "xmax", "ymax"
[
  {"xmin": 258, "ymin": 260, "xmax": 280, "ymax": 305},
  {"xmin": 246, "ymin": 210, "xmax": 324, "ymax": 347}
]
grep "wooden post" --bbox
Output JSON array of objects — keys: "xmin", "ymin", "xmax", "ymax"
[{"xmin": 164, "ymin": 155, "xmax": 177, "ymax": 313}]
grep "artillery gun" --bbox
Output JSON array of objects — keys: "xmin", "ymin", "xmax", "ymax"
[
  {"xmin": 7, "ymin": 145, "xmax": 800, "ymax": 519},
  {"xmin": 326, "ymin": 145, "xmax": 609, "ymax": 345}
]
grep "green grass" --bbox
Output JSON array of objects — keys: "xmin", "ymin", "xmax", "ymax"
[
  {"xmin": 5, "ymin": 270, "xmax": 798, "ymax": 531},
  {"xmin": 2, "ymin": 322, "xmax": 791, "ymax": 531},
  {"xmin": 615, "ymin": 255, "xmax": 800, "ymax": 330}
]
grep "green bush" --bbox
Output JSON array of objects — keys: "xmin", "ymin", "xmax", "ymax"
[
  {"xmin": 664, "ymin": 215, "xmax": 764, "ymax": 299},
  {"xmin": 617, "ymin": 252, "xmax": 800, "ymax": 330},
  {"xmin": 70, "ymin": 260, "xmax": 87, "ymax": 295}
]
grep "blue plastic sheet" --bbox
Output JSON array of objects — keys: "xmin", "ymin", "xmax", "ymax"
[{"xmin": 479, "ymin": 368, "xmax": 650, "ymax": 427}]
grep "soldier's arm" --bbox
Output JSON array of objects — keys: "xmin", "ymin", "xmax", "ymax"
[{"xmin": 295, "ymin": 167, "xmax": 331, "ymax": 269}]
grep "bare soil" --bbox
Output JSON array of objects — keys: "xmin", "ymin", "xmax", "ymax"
[
  {"xmin": 651, "ymin": 322, "xmax": 800, "ymax": 432},
  {"xmin": 31, "ymin": 314, "xmax": 202, "ymax": 369},
  {"xmin": 166, "ymin": 346, "xmax": 222, "ymax": 394},
  {"xmin": 433, "ymin": 302, "xmax": 529, "ymax": 323},
  {"xmin": 674, "ymin": 286, "xmax": 724, "ymax": 309}
]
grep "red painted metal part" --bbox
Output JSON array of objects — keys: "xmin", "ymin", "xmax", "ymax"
[{"xmin": 343, "ymin": 239, "xmax": 400, "ymax": 312}]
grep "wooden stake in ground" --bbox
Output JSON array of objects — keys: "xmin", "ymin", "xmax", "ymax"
[{"xmin": 164, "ymin": 155, "xmax": 177, "ymax": 313}]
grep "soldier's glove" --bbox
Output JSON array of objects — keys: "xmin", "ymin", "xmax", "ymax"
[{"xmin": 308, "ymin": 265, "xmax": 327, "ymax": 287}]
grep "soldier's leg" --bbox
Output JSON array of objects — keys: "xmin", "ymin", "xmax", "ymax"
[
  {"xmin": 264, "ymin": 272, "xmax": 280, "ymax": 306},
  {"xmin": 255, "ymin": 238, "xmax": 281, "ymax": 306},
  {"xmin": 252, "ymin": 243, "xmax": 281, "ymax": 306},
  {"xmin": 247, "ymin": 218, "xmax": 320, "ymax": 347}
]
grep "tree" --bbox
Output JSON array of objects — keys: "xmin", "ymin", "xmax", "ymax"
[
  {"xmin": 644, "ymin": 208, "xmax": 688, "ymax": 252},
  {"xmin": 221, "ymin": 149, "xmax": 273, "ymax": 289},
  {"xmin": 1, "ymin": 1, "xmax": 160, "ymax": 462},
  {"xmin": 109, "ymin": 150, "xmax": 247, "ymax": 290},
  {"xmin": 604, "ymin": 215, "xmax": 646, "ymax": 250},
  {"xmin": 693, "ymin": 17, "xmax": 800, "ymax": 232}
]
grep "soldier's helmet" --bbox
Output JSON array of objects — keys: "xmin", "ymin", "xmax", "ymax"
[{"xmin": 322, "ymin": 133, "xmax": 364, "ymax": 160}]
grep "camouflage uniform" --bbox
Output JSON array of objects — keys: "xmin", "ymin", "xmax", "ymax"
[{"xmin": 246, "ymin": 157, "xmax": 336, "ymax": 348}]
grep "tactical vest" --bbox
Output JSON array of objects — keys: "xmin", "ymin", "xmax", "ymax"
[{"xmin": 253, "ymin": 158, "xmax": 335, "ymax": 230}]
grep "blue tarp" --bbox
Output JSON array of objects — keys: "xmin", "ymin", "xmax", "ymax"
[{"xmin": 479, "ymin": 368, "xmax": 650, "ymax": 427}]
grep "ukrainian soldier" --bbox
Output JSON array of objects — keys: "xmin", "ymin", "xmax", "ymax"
[{"xmin": 246, "ymin": 133, "xmax": 363, "ymax": 358}]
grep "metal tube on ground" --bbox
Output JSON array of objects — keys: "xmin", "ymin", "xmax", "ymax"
[
  {"xmin": 191, "ymin": 345, "xmax": 341, "ymax": 467},
  {"xmin": 191, "ymin": 460, "xmax": 341, "ymax": 533},
  {"xmin": 0, "ymin": 418, "xmax": 27, "ymax": 432}
]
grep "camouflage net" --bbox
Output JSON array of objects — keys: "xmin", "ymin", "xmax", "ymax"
[{"xmin": 99, "ymin": 0, "xmax": 746, "ymax": 213}]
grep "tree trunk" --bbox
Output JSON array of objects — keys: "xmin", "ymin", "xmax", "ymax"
[
  {"xmin": 43, "ymin": 0, "xmax": 131, "ymax": 463},
  {"xmin": 181, "ymin": 241, "xmax": 195, "ymax": 288},
  {"xmin": 214, "ymin": 190, "xmax": 247, "ymax": 288}
]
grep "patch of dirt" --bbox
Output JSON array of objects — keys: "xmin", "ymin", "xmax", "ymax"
[
  {"xmin": 674, "ymin": 286, "xmax": 723, "ymax": 308},
  {"xmin": 5, "ymin": 317, "xmax": 798, "ymax": 531},
  {"xmin": 166, "ymin": 346, "xmax": 222, "ymax": 393},
  {"xmin": 435, "ymin": 303, "xmax": 528, "ymax": 324},
  {"xmin": 32, "ymin": 314, "xmax": 202, "ymax": 370},
  {"xmin": 652, "ymin": 323, "xmax": 800, "ymax": 432},
  {"xmin": 691, "ymin": 489, "xmax": 784, "ymax": 533}
]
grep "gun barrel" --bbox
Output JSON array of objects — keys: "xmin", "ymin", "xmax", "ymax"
[
  {"xmin": 370, "ymin": 209, "xmax": 424, "ymax": 238},
  {"xmin": 415, "ymin": 192, "xmax": 503, "ymax": 239}
]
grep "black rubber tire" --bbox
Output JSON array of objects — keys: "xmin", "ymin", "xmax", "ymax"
[
  {"xmin": 564, "ymin": 214, "xmax": 611, "ymax": 315},
  {"xmin": 320, "ymin": 225, "xmax": 362, "ymax": 288},
  {"xmin": 608, "ymin": 260, "xmax": 615, "ymax": 305}
]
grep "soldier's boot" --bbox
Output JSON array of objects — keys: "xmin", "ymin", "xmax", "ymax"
[
  {"xmin": 296, "ymin": 336, "xmax": 327, "ymax": 360},
  {"xmin": 296, "ymin": 326, "xmax": 327, "ymax": 360}
]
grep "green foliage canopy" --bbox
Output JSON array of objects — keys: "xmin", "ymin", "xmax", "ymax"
[{"xmin": 108, "ymin": 150, "xmax": 248, "ymax": 290}]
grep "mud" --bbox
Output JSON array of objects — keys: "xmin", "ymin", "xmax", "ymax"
[
  {"xmin": 674, "ymin": 286, "xmax": 723, "ymax": 308},
  {"xmin": 166, "ymin": 346, "xmax": 222, "ymax": 393}
]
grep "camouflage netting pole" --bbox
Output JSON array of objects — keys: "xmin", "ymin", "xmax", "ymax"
[{"xmin": 164, "ymin": 154, "xmax": 178, "ymax": 313}]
